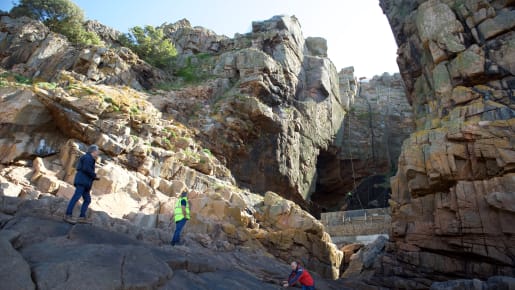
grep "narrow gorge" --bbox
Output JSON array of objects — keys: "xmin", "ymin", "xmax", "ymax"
[{"xmin": 0, "ymin": 0, "xmax": 514, "ymax": 289}]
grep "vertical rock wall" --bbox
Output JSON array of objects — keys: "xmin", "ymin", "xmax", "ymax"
[
  {"xmin": 312, "ymin": 73, "xmax": 414, "ymax": 212},
  {"xmin": 377, "ymin": 0, "xmax": 515, "ymax": 287}
]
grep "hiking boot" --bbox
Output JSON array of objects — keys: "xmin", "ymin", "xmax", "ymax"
[
  {"xmin": 63, "ymin": 215, "xmax": 76, "ymax": 224},
  {"xmin": 76, "ymin": 217, "xmax": 91, "ymax": 224}
]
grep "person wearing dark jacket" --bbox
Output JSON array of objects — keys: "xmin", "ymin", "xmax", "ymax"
[
  {"xmin": 63, "ymin": 145, "xmax": 100, "ymax": 224},
  {"xmin": 282, "ymin": 261, "xmax": 315, "ymax": 289}
]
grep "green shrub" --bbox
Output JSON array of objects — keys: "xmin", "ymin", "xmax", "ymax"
[
  {"xmin": 154, "ymin": 82, "xmax": 182, "ymax": 91},
  {"xmin": 14, "ymin": 74, "xmax": 32, "ymax": 84},
  {"xmin": 36, "ymin": 82, "xmax": 57, "ymax": 89},
  {"xmin": 176, "ymin": 64, "xmax": 197, "ymax": 83},
  {"xmin": 119, "ymin": 25, "xmax": 177, "ymax": 69},
  {"xmin": 103, "ymin": 96, "xmax": 113, "ymax": 103},
  {"xmin": 0, "ymin": 72, "xmax": 32, "ymax": 85},
  {"xmin": 174, "ymin": 56, "xmax": 213, "ymax": 84},
  {"xmin": 130, "ymin": 106, "xmax": 140, "ymax": 114}
]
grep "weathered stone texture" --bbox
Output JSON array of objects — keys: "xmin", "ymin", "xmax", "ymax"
[
  {"xmin": 0, "ymin": 16, "xmax": 165, "ymax": 90},
  {"xmin": 376, "ymin": 0, "xmax": 515, "ymax": 287},
  {"xmin": 155, "ymin": 16, "xmax": 357, "ymax": 210}
]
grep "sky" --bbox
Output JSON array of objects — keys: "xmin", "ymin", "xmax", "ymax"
[{"xmin": 1, "ymin": 0, "xmax": 399, "ymax": 79}]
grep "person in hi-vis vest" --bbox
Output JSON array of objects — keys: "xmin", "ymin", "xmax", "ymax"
[{"xmin": 171, "ymin": 190, "xmax": 190, "ymax": 246}]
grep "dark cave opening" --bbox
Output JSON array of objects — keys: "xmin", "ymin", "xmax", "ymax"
[
  {"xmin": 311, "ymin": 150, "xmax": 352, "ymax": 214},
  {"xmin": 311, "ymin": 150, "xmax": 391, "ymax": 216}
]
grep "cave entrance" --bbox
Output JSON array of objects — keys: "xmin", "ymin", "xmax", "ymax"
[
  {"xmin": 311, "ymin": 149, "xmax": 352, "ymax": 215},
  {"xmin": 311, "ymin": 149, "xmax": 392, "ymax": 217}
]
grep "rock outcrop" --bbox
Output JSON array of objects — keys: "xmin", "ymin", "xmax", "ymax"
[
  {"xmin": 0, "ymin": 16, "xmax": 165, "ymax": 90},
  {"xmin": 355, "ymin": 0, "xmax": 515, "ymax": 288},
  {"xmin": 154, "ymin": 16, "xmax": 357, "ymax": 211},
  {"xmin": 0, "ymin": 14, "xmax": 358, "ymax": 214},
  {"xmin": 84, "ymin": 20, "xmax": 122, "ymax": 47},
  {"xmin": 0, "ymin": 72, "xmax": 343, "ymax": 279},
  {"xmin": 161, "ymin": 19, "xmax": 229, "ymax": 54}
]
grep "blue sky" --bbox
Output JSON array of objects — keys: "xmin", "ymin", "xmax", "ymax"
[{"xmin": 1, "ymin": 0, "xmax": 399, "ymax": 78}]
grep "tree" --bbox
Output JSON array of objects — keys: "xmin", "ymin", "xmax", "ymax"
[
  {"xmin": 119, "ymin": 25, "xmax": 177, "ymax": 69},
  {"xmin": 10, "ymin": 0, "xmax": 101, "ymax": 45},
  {"xmin": 10, "ymin": 0, "xmax": 84, "ymax": 24}
]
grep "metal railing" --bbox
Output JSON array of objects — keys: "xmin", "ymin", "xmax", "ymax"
[{"xmin": 320, "ymin": 207, "xmax": 391, "ymax": 236}]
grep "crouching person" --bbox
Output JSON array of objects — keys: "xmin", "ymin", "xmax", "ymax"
[{"xmin": 282, "ymin": 261, "xmax": 315, "ymax": 290}]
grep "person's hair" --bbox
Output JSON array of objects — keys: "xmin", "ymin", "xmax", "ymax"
[
  {"xmin": 181, "ymin": 191, "xmax": 188, "ymax": 197},
  {"xmin": 87, "ymin": 144, "xmax": 99, "ymax": 153}
]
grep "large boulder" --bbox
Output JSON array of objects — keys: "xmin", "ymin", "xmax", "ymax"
[
  {"xmin": 254, "ymin": 191, "xmax": 343, "ymax": 279},
  {"xmin": 0, "ymin": 235, "xmax": 35, "ymax": 290}
]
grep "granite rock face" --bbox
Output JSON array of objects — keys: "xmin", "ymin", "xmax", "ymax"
[
  {"xmin": 312, "ymin": 72, "xmax": 414, "ymax": 212},
  {"xmin": 155, "ymin": 15, "xmax": 357, "ymax": 210},
  {"xmin": 0, "ymin": 14, "xmax": 358, "ymax": 213},
  {"xmin": 370, "ymin": 0, "xmax": 515, "ymax": 288},
  {"xmin": 161, "ymin": 18, "xmax": 229, "ymax": 54}
]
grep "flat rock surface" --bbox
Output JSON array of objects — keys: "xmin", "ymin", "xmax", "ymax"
[{"xmin": 0, "ymin": 213, "xmax": 343, "ymax": 290}]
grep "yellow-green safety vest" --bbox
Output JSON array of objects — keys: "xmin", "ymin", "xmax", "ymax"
[{"xmin": 174, "ymin": 196, "xmax": 190, "ymax": 222}]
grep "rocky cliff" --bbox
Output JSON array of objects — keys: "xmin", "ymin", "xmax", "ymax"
[
  {"xmin": 0, "ymin": 14, "xmax": 346, "ymax": 282},
  {"xmin": 155, "ymin": 16, "xmax": 357, "ymax": 211},
  {"xmin": 360, "ymin": 0, "xmax": 515, "ymax": 288},
  {"xmin": 313, "ymin": 72, "xmax": 414, "ymax": 212}
]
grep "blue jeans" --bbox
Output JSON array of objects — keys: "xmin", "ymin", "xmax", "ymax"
[
  {"xmin": 65, "ymin": 185, "xmax": 91, "ymax": 217},
  {"xmin": 171, "ymin": 218, "xmax": 187, "ymax": 245},
  {"xmin": 302, "ymin": 286, "xmax": 315, "ymax": 290}
]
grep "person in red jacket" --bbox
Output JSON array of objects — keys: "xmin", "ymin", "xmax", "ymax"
[{"xmin": 282, "ymin": 261, "xmax": 315, "ymax": 289}]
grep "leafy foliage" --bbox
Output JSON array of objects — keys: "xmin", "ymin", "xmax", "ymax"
[
  {"xmin": 0, "ymin": 72, "xmax": 32, "ymax": 85},
  {"xmin": 119, "ymin": 25, "xmax": 177, "ymax": 69},
  {"xmin": 10, "ymin": 0, "xmax": 101, "ymax": 45},
  {"xmin": 174, "ymin": 54, "xmax": 215, "ymax": 84}
]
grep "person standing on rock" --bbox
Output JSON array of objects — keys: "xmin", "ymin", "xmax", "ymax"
[
  {"xmin": 63, "ymin": 144, "xmax": 100, "ymax": 224},
  {"xmin": 282, "ymin": 261, "xmax": 315, "ymax": 289},
  {"xmin": 171, "ymin": 190, "xmax": 190, "ymax": 246}
]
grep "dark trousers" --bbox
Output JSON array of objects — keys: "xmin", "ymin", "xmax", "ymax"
[
  {"xmin": 171, "ymin": 218, "xmax": 187, "ymax": 245},
  {"xmin": 302, "ymin": 286, "xmax": 315, "ymax": 290},
  {"xmin": 65, "ymin": 185, "xmax": 91, "ymax": 217}
]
